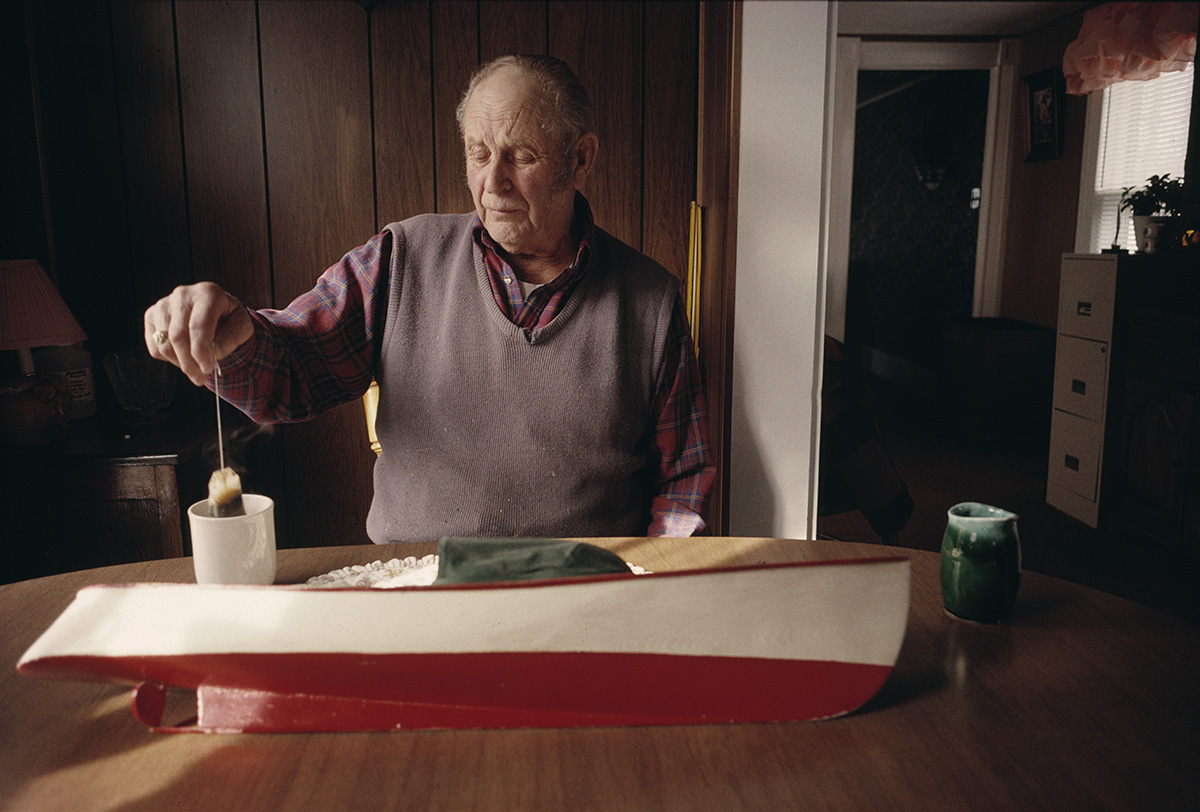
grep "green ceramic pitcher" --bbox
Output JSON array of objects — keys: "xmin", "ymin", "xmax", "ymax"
[{"xmin": 940, "ymin": 502, "xmax": 1021, "ymax": 623}]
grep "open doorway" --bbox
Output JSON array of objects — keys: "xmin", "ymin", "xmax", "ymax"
[
  {"xmin": 845, "ymin": 68, "xmax": 990, "ymax": 397},
  {"xmin": 817, "ymin": 40, "xmax": 1021, "ymax": 546}
]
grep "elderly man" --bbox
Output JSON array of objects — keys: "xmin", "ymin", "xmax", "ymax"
[{"xmin": 145, "ymin": 55, "xmax": 713, "ymax": 542}]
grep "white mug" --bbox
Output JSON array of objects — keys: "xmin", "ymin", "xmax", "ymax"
[{"xmin": 187, "ymin": 493, "xmax": 277, "ymax": 585}]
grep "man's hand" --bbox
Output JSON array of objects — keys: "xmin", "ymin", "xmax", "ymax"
[{"xmin": 144, "ymin": 282, "xmax": 254, "ymax": 386}]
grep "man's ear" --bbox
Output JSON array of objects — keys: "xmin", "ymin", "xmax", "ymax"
[{"xmin": 572, "ymin": 133, "xmax": 599, "ymax": 190}]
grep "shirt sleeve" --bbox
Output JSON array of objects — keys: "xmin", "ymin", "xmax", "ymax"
[
  {"xmin": 646, "ymin": 292, "xmax": 716, "ymax": 537},
  {"xmin": 211, "ymin": 230, "xmax": 392, "ymax": 423}
]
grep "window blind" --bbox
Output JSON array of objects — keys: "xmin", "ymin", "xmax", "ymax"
[{"xmin": 1088, "ymin": 62, "xmax": 1193, "ymax": 253}]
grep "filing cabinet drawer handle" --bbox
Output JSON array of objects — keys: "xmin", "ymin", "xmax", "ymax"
[
  {"xmin": 1064, "ymin": 455, "xmax": 1080, "ymax": 471},
  {"xmin": 1071, "ymin": 379, "xmax": 1086, "ymax": 395},
  {"xmin": 1076, "ymin": 301, "xmax": 1092, "ymax": 317}
]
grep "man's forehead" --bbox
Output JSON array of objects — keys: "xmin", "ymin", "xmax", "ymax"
[
  {"xmin": 464, "ymin": 131, "xmax": 537, "ymax": 150},
  {"xmin": 463, "ymin": 93, "xmax": 550, "ymax": 148}
]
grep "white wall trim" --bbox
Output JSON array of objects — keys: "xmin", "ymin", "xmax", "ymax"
[
  {"xmin": 825, "ymin": 37, "xmax": 859, "ymax": 343},
  {"xmin": 858, "ymin": 40, "xmax": 1006, "ymax": 71},
  {"xmin": 811, "ymin": 4, "xmax": 840, "ymax": 535},
  {"xmin": 1074, "ymin": 91, "xmax": 1104, "ymax": 252},
  {"xmin": 974, "ymin": 38, "xmax": 1019, "ymax": 318},
  {"xmin": 730, "ymin": 1, "xmax": 832, "ymax": 540}
]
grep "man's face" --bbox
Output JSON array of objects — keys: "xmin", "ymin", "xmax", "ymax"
[{"xmin": 462, "ymin": 69, "xmax": 587, "ymax": 264}]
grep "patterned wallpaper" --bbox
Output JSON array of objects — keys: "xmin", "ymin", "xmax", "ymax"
[{"xmin": 847, "ymin": 69, "xmax": 991, "ymax": 370}]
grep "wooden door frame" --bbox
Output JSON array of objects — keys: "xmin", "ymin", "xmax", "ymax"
[
  {"xmin": 825, "ymin": 38, "xmax": 1019, "ymax": 344},
  {"xmin": 695, "ymin": 0, "xmax": 742, "ymax": 534}
]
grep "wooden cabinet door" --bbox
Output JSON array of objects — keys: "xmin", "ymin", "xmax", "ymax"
[
  {"xmin": 1119, "ymin": 378, "xmax": 1192, "ymax": 544},
  {"xmin": 0, "ymin": 464, "xmax": 184, "ymax": 582}
]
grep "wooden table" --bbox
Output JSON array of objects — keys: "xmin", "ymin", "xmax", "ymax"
[{"xmin": 1, "ymin": 538, "xmax": 1196, "ymax": 811}]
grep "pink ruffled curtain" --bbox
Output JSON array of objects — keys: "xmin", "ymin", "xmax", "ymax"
[{"xmin": 1063, "ymin": 2, "xmax": 1198, "ymax": 95}]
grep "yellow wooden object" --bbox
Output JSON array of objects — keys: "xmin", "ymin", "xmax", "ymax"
[
  {"xmin": 363, "ymin": 379, "xmax": 381, "ymax": 457},
  {"xmin": 687, "ymin": 201, "xmax": 703, "ymax": 359}
]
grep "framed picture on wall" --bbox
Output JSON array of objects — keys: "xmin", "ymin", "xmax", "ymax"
[{"xmin": 1023, "ymin": 68, "xmax": 1064, "ymax": 161}]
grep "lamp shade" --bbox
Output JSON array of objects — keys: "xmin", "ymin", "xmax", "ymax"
[{"xmin": 0, "ymin": 259, "xmax": 87, "ymax": 352}]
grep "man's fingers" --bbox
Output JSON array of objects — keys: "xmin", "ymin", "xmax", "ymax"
[
  {"xmin": 145, "ymin": 302, "xmax": 180, "ymax": 366},
  {"xmin": 187, "ymin": 290, "xmax": 228, "ymax": 377},
  {"xmin": 143, "ymin": 283, "xmax": 242, "ymax": 386}
]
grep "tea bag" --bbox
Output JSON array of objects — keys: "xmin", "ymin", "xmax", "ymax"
[{"xmin": 208, "ymin": 467, "xmax": 245, "ymax": 517}]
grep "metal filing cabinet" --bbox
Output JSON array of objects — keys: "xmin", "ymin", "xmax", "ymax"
[{"xmin": 1046, "ymin": 254, "xmax": 1118, "ymax": 527}]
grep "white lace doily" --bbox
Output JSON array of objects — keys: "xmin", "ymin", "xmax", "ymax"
[
  {"xmin": 305, "ymin": 555, "xmax": 648, "ymax": 588},
  {"xmin": 305, "ymin": 555, "xmax": 440, "ymax": 588}
]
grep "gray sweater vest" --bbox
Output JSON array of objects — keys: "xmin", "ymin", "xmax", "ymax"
[{"xmin": 366, "ymin": 213, "xmax": 679, "ymax": 543}]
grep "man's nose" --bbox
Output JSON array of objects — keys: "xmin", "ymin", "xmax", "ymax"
[{"xmin": 483, "ymin": 156, "xmax": 511, "ymax": 192}]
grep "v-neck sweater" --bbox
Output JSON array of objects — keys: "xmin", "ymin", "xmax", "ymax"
[{"xmin": 366, "ymin": 213, "xmax": 678, "ymax": 543}]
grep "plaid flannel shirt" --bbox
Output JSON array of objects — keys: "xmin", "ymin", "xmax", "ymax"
[{"xmin": 216, "ymin": 198, "xmax": 714, "ymax": 536}]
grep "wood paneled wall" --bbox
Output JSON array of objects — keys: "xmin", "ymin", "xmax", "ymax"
[
  {"xmin": 26, "ymin": 0, "xmax": 708, "ymax": 547},
  {"xmin": 998, "ymin": 10, "xmax": 1090, "ymax": 331}
]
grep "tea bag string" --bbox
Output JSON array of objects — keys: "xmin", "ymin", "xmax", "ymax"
[{"xmin": 214, "ymin": 340, "xmax": 225, "ymax": 472}]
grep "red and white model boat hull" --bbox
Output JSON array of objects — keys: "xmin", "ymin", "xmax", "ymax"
[{"xmin": 18, "ymin": 557, "xmax": 911, "ymax": 732}]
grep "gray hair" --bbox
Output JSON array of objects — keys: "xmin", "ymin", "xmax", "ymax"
[{"xmin": 455, "ymin": 55, "xmax": 593, "ymax": 159}]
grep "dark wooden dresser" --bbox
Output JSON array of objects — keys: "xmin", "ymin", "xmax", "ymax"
[{"xmin": 0, "ymin": 404, "xmax": 214, "ymax": 583}]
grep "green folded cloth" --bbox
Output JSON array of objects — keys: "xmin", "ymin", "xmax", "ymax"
[{"xmin": 433, "ymin": 537, "xmax": 634, "ymax": 585}]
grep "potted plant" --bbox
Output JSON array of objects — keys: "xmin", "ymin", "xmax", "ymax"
[{"xmin": 1119, "ymin": 174, "xmax": 1185, "ymax": 253}]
